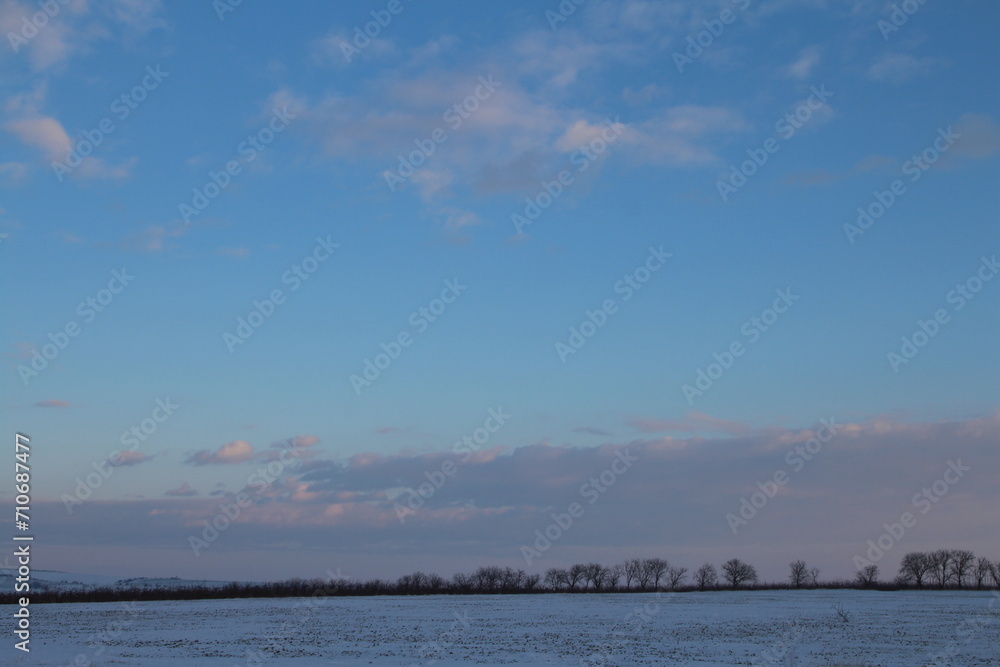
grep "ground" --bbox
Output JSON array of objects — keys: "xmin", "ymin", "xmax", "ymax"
[{"xmin": 5, "ymin": 589, "xmax": 999, "ymax": 666}]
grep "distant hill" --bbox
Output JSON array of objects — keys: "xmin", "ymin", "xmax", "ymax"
[{"xmin": 0, "ymin": 568, "xmax": 242, "ymax": 592}]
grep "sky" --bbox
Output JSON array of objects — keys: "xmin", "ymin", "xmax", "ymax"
[{"xmin": 1, "ymin": 0, "xmax": 998, "ymax": 584}]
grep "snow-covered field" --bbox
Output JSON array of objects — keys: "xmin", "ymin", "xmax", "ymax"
[{"xmin": 6, "ymin": 589, "xmax": 999, "ymax": 666}]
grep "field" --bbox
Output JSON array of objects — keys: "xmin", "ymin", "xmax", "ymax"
[{"xmin": 5, "ymin": 589, "xmax": 998, "ymax": 666}]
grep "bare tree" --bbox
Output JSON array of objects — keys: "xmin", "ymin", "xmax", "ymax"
[
  {"xmin": 524, "ymin": 573, "xmax": 541, "ymax": 591},
  {"xmin": 928, "ymin": 549, "xmax": 954, "ymax": 589},
  {"xmin": 722, "ymin": 558, "xmax": 758, "ymax": 590},
  {"xmin": 606, "ymin": 564, "xmax": 624, "ymax": 591},
  {"xmin": 427, "ymin": 573, "xmax": 445, "ymax": 592},
  {"xmin": 973, "ymin": 558, "xmax": 993, "ymax": 590},
  {"xmin": 665, "ymin": 566, "xmax": 688, "ymax": 591},
  {"xmin": 855, "ymin": 564, "xmax": 879, "ymax": 588},
  {"xmin": 789, "ymin": 560, "xmax": 808, "ymax": 588},
  {"xmin": 898, "ymin": 552, "xmax": 932, "ymax": 588},
  {"xmin": 584, "ymin": 563, "xmax": 610, "ymax": 591},
  {"xmin": 473, "ymin": 565, "xmax": 503, "ymax": 592},
  {"xmin": 694, "ymin": 563, "xmax": 717, "ymax": 591},
  {"xmin": 622, "ymin": 559, "xmax": 643, "ymax": 589},
  {"xmin": 949, "ymin": 550, "xmax": 976, "ymax": 588},
  {"xmin": 544, "ymin": 568, "xmax": 568, "ymax": 590},
  {"xmin": 808, "ymin": 567, "xmax": 821, "ymax": 588},
  {"xmin": 643, "ymin": 558, "xmax": 669, "ymax": 590},
  {"xmin": 635, "ymin": 562, "xmax": 653, "ymax": 590},
  {"xmin": 568, "ymin": 564, "xmax": 587, "ymax": 591},
  {"xmin": 452, "ymin": 572, "xmax": 472, "ymax": 593},
  {"xmin": 500, "ymin": 567, "xmax": 526, "ymax": 592}
]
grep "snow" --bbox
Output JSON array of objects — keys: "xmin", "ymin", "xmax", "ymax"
[{"xmin": 5, "ymin": 589, "xmax": 999, "ymax": 665}]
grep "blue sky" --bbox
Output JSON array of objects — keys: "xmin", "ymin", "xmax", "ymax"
[{"xmin": 1, "ymin": 0, "xmax": 998, "ymax": 582}]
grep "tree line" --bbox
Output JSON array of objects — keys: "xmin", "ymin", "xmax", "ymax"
[{"xmin": 6, "ymin": 549, "xmax": 997, "ymax": 605}]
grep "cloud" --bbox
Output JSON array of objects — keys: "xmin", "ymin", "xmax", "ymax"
[
  {"xmin": 787, "ymin": 47, "xmax": 821, "ymax": 79},
  {"xmin": 436, "ymin": 206, "xmax": 482, "ymax": 234},
  {"xmin": 310, "ymin": 28, "xmax": 397, "ymax": 68},
  {"xmin": 271, "ymin": 435, "xmax": 320, "ymax": 450},
  {"xmin": 0, "ymin": 161, "xmax": 28, "ymax": 185},
  {"xmin": 186, "ymin": 440, "xmax": 255, "ymax": 466},
  {"xmin": 950, "ymin": 113, "xmax": 1000, "ymax": 160},
  {"xmin": 867, "ymin": 53, "xmax": 938, "ymax": 83},
  {"xmin": 120, "ymin": 223, "xmax": 187, "ymax": 252},
  {"xmin": 185, "ymin": 436, "xmax": 318, "ymax": 466},
  {"xmin": 282, "ymin": 34, "xmax": 745, "ymax": 205},
  {"xmin": 27, "ymin": 413, "xmax": 1000, "ymax": 581},
  {"xmin": 628, "ymin": 412, "xmax": 750, "ymax": 435},
  {"xmin": 4, "ymin": 116, "xmax": 70, "ymax": 161},
  {"xmin": 785, "ymin": 153, "xmax": 893, "ymax": 187},
  {"xmin": 34, "ymin": 399, "xmax": 70, "ymax": 408},
  {"xmin": 111, "ymin": 450, "xmax": 152, "ymax": 467},
  {"xmin": 620, "ymin": 107, "xmax": 748, "ymax": 166},
  {"xmin": 164, "ymin": 482, "xmax": 198, "ymax": 497},
  {"xmin": 574, "ymin": 426, "xmax": 612, "ymax": 437},
  {"xmin": 3, "ymin": 104, "xmax": 135, "ymax": 181},
  {"xmin": 0, "ymin": 0, "xmax": 165, "ymax": 72}
]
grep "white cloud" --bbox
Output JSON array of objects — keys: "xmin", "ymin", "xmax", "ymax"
[
  {"xmin": 867, "ymin": 53, "xmax": 938, "ymax": 83},
  {"xmin": 788, "ymin": 47, "xmax": 821, "ymax": 79},
  {"xmin": 950, "ymin": 113, "xmax": 1000, "ymax": 159},
  {"xmin": 2, "ymin": 0, "xmax": 163, "ymax": 71}
]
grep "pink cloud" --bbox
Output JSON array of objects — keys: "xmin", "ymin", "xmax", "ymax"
[
  {"xmin": 110, "ymin": 450, "xmax": 152, "ymax": 467},
  {"xmin": 185, "ymin": 440, "xmax": 255, "ymax": 466},
  {"xmin": 164, "ymin": 482, "xmax": 198, "ymax": 497},
  {"xmin": 272, "ymin": 435, "xmax": 319, "ymax": 449},
  {"xmin": 25, "ymin": 412, "xmax": 1000, "ymax": 583}
]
